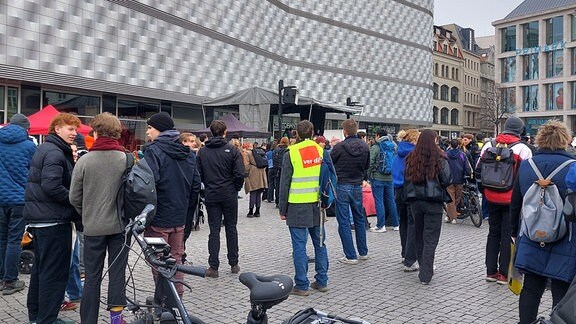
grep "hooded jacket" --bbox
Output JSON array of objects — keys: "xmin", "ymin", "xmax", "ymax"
[
  {"xmin": 144, "ymin": 130, "xmax": 201, "ymax": 228},
  {"xmin": 24, "ymin": 134, "xmax": 80, "ymax": 225},
  {"xmin": 197, "ymin": 136, "xmax": 245, "ymax": 203},
  {"xmin": 330, "ymin": 135, "xmax": 370, "ymax": 185},
  {"xmin": 446, "ymin": 148, "xmax": 471, "ymax": 184},
  {"xmin": 0, "ymin": 124, "xmax": 36, "ymax": 205},
  {"xmin": 367, "ymin": 136, "xmax": 396, "ymax": 181},
  {"xmin": 392, "ymin": 141, "xmax": 415, "ymax": 188}
]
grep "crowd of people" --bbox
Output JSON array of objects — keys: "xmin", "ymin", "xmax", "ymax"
[{"xmin": 1, "ymin": 111, "xmax": 575, "ymax": 323}]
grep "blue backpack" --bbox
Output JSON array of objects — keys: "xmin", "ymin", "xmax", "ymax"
[
  {"xmin": 320, "ymin": 151, "xmax": 337, "ymax": 209},
  {"xmin": 377, "ymin": 140, "xmax": 396, "ymax": 175}
]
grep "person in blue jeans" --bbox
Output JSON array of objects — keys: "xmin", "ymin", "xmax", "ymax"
[
  {"xmin": 278, "ymin": 120, "xmax": 329, "ymax": 295},
  {"xmin": 331, "ymin": 119, "xmax": 370, "ymax": 265},
  {"xmin": 0, "ymin": 114, "xmax": 36, "ymax": 295},
  {"xmin": 367, "ymin": 129, "xmax": 399, "ymax": 233}
]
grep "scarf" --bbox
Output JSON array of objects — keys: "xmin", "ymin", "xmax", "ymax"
[{"xmin": 89, "ymin": 137, "xmax": 125, "ymax": 152}]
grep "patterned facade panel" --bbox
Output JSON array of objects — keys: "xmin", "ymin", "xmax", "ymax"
[{"xmin": 2, "ymin": 0, "xmax": 432, "ymax": 124}]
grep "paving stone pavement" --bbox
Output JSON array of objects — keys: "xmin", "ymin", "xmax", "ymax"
[{"xmin": 0, "ymin": 194, "xmax": 554, "ymax": 323}]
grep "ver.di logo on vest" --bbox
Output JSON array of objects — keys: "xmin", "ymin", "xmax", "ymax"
[{"xmin": 299, "ymin": 146, "xmax": 321, "ymax": 168}]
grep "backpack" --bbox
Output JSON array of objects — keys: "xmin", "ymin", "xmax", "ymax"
[
  {"xmin": 320, "ymin": 152, "xmax": 337, "ymax": 209},
  {"xmin": 520, "ymin": 159, "xmax": 575, "ymax": 244},
  {"xmin": 272, "ymin": 147, "xmax": 286, "ymax": 170},
  {"xmin": 478, "ymin": 140, "xmax": 521, "ymax": 204},
  {"xmin": 377, "ymin": 140, "xmax": 395, "ymax": 175},
  {"xmin": 117, "ymin": 153, "xmax": 157, "ymax": 225},
  {"xmin": 252, "ymin": 148, "xmax": 268, "ymax": 169}
]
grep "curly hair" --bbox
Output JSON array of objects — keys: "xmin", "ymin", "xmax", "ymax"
[
  {"xmin": 48, "ymin": 113, "xmax": 81, "ymax": 134},
  {"xmin": 405, "ymin": 129, "xmax": 444, "ymax": 183},
  {"xmin": 535, "ymin": 120, "xmax": 571, "ymax": 150}
]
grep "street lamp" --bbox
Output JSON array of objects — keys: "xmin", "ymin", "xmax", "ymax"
[{"xmin": 278, "ymin": 79, "xmax": 298, "ymax": 136}]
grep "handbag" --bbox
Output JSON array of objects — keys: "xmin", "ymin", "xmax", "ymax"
[{"xmin": 508, "ymin": 241, "xmax": 523, "ymax": 295}]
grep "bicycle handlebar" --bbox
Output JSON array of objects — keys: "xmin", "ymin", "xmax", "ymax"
[
  {"xmin": 315, "ymin": 310, "xmax": 369, "ymax": 324},
  {"xmin": 175, "ymin": 264, "xmax": 206, "ymax": 278}
]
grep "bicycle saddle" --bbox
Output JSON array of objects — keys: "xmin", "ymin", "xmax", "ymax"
[{"xmin": 239, "ymin": 272, "xmax": 293, "ymax": 306}]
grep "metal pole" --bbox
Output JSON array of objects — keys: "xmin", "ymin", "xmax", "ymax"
[{"xmin": 278, "ymin": 79, "xmax": 284, "ymax": 137}]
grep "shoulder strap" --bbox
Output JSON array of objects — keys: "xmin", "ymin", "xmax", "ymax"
[
  {"xmin": 528, "ymin": 158, "xmax": 576, "ymax": 181},
  {"xmin": 527, "ymin": 159, "xmax": 544, "ymax": 180},
  {"xmin": 125, "ymin": 152, "xmax": 135, "ymax": 169}
]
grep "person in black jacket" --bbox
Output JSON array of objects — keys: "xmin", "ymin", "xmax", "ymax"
[
  {"xmin": 24, "ymin": 113, "xmax": 82, "ymax": 324},
  {"xmin": 197, "ymin": 120, "xmax": 245, "ymax": 278},
  {"xmin": 331, "ymin": 119, "xmax": 370, "ymax": 265},
  {"xmin": 404, "ymin": 129, "xmax": 452, "ymax": 285},
  {"xmin": 143, "ymin": 112, "xmax": 201, "ymax": 297}
]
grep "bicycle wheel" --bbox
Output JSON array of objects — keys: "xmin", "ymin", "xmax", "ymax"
[{"xmin": 469, "ymin": 194, "xmax": 482, "ymax": 228}]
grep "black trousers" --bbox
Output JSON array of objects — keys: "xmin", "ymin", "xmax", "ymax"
[
  {"xmin": 397, "ymin": 189, "xmax": 417, "ymax": 266},
  {"xmin": 267, "ymin": 168, "xmax": 277, "ymax": 202},
  {"xmin": 206, "ymin": 198, "xmax": 239, "ymax": 270},
  {"xmin": 519, "ymin": 272, "xmax": 570, "ymax": 324},
  {"xmin": 409, "ymin": 200, "xmax": 443, "ymax": 283},
  {"xmin": 183, "ymin": 192, "xmax": 200, "ymax": 242},
  {"xmin": 485, "ymin": 202, "xmax": 511, "ymax": 277},
  {"xmin": 80, "ymin": 233, "xmax": 129, "ymax": 324},
  {"xmin": 27, "ymin": 223, "xmax": 72, "ymax": 324}
]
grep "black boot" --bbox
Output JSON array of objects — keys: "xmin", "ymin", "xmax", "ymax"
[
  {"xmin": 247, "ymin": 208, "xmax": 254, "ymax": 218},
  {"xmin": 254, "ymin": 207, "xmax": 260, "ymax": 217}
]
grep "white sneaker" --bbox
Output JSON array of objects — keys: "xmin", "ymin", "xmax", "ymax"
[
  {"xmin": 338, "ymin": 257, "xmax": 359, "ymax": 265},
  {"xmin": 450, "ymin": 219, "xmax": 457, "ymax": 224},
  {"xmin": 369, "ymin": 226, "xmax": 386, "ymax": 233},
  {"xmin": 444, "ymin": 216, "xmax": 449, "ymax": 222},
  {"xmin": 393, "ymin": 226, "xmax": 400, "ymax": 231},
  {"xmin": 358, "ymin": 255, "xmax": 370, "ymax": 260},
  {"xmin": 404, "ymin": 263, "xmax": 419, "ymax": 272}
]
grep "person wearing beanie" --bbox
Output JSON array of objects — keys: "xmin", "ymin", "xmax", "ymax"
[
  {"xmin": 315, "ymin": 136, "xmax": 327, "ymax": 149},
  {"xmin": 0, "ymin": 114, "xmax": 36, "ymax": 297},
  {"xmin": 9, "ymin": 113, "xmax": 30, "ymax": 130},
  {"xmin": 476, "ymin": 116, "xmax": 533, "ymax": 286},
  {"xmin": 143, "ymin": 111, "xmax": 201, "ymax": 295}
]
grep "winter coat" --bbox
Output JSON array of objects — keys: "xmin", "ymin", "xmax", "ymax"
[
  {"xmin": 143, "ymin": 130, "xmax": 201, "ymax": 228},
  {"xmin": 69, "ymin": 150, "xmax": 126, "ymax": 236},
  {"xmin": 197, "ymin": 136, "xmax": 245, "ymax": 203},
  {"xmin": 244, "ymin": 149, "xmax": 268, "ymax": 193},
  {"xmin": 392, "ymin": 141, "xmax": 415, "ymax": 188},
  {"xmin": 367, "ymin": 136, "xmax": 395, "ymax": 181},
  {"xmin": 0, "ymin": 125, "xmax": 36, "ymax": 205},
  {"xmin": 330, "ymin": 135, "xmax": 370, "ymax": 185},
  {"xmin": 23, "ymin": 134, "xmax": 80, "ymax": 225},
  {"xmin": 511, "ymin": 150, "xmax": 576, "ymax": 283},
  {"xmin": 403, "ymin": 157, "xmax": 452, "ymax": 203},
  {"xmin": 446, "ymin": 148, "xmax": 471, "ymax": 184}
]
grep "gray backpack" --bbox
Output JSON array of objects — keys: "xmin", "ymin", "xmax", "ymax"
[{"xmin": 520, "ymin": 159, "xmax": 575, "ymax": 244}]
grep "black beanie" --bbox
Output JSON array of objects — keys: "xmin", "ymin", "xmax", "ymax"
[
  {"xmin": 147, "ymin": 112, "xmax": 174, "ymax": 132},
  {"xmin": 503, "ymin": 116, "xmax": 524, "ymax": 137}
]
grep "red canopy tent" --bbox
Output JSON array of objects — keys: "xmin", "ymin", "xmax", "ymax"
[{"xmin": 26, "ymin": 105, "xmax": 92, "ymax": 135}]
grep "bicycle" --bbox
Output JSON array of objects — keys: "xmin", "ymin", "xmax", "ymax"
[
  {"xmin": 125, "ymin": 205, "xmax": 371, "ymax": 324},
  {"xmin": 457, "ymin": 179, "xmax": 482, "ymax": 228}
]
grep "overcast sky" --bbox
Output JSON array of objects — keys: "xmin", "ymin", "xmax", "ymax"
[{"xmin": 434, "ymin": 0, "xmax": 525, "ymax": 37}]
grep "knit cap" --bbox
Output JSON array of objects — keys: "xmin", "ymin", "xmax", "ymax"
[
  {"xmin": 10, "ymin": 113, "xmax": 30, "ymax": 130},
  {"xmin": 147, "ymin": 112, "xmax": 174, "ymax": 132}
]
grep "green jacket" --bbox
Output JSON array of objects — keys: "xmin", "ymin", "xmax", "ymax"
[{"xmin": 367, "ymin": 136, "xmax": 395, "ymax": 182}]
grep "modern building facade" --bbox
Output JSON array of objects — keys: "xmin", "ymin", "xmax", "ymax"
[
  {"xmin": 0, "ymin": 0, "xmax": 433, "ymax": 148},
  {"xmin": 493, "ymin": 0, "xmax": 576, "ymax": 136}
]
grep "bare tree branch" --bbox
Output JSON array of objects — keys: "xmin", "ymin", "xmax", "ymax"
[{"xmin": 479, "ymin": 83, "xmax": 512, "ymax": 135}]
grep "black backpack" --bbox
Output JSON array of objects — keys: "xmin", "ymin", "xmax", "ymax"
[
  {"xmin": 252, "ymin": 148, "xmax": 268, "ymax": 169},
  {"xmin": 272, "ymin": 147, "xmax": 286, "ymax": 170},
  {"xmin": 116, "ymin": 153, "xmax": 157, "ymax": 225}
]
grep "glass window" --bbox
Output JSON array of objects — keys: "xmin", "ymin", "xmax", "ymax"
[
  {"xmin": 572, "ymin": 15, "xmax": 576, "ymax": 41},
  {"xmin": 44, "ymin": 91, "xmax": 100, "ymax": 117},
  {"xmin": 440, "ymin": 85, "xmax": 449, "ymax": 101},
  {"xmin": 546, "ymin": 83, "xmax": 563, "ymax": 110},
  {"xmin": 502, "ymin": 88, "xmax": 516, "ymax": 113},
  {"xmin": 21, "ymin": 85, "xmax": 40, "ymax": 116},
  {"xmin": 546, "ymin": 16, "xmax": 563, "ymax": 45},
  {"xmin": 0, "ymin": 86, "xmax": 4, "ymax": 124},
  {"xmin": 546, "ymin": 50, "xmax": 563, "ymax": 78},
  {"xmin": 523, "ymin": 53, "xmax": 539, "ymax": 80},
  {"xmin": 450, "ymin": 109, "xmax": 459, "ymax": 125},
  {"xmin": 502, "ymin": 57, "xmax": 516, "ymax": 82},
  {"xmin": 523, "ymin": 21, "xmax": 539, "ymax": 48},
  {"xmin": 451, "ymin": 87, "xmax": 459, "ymax": 102},
  {"xmin": 502, "ymin": 26, "xmax": 516, "ymax": 52},
  {"xmin": 173, "ymin": 104, "xmax": 203, "ymax": 129},
  {"xmin": 440, "ymin": 108, "xmax": 449, "ymax": 125},
  {"xmin": 572, "ymin": 49, "xmax": 576, "ymax": 75},
  {"xmin": 433, "ymin": 107, "xmax": 438, "ymax": 124},
  {"xmin": 7, "ymin": 87, "xmax": 18, "ymax": 119},
  {"xmin": 571, "ymin": 82, "xmax": 576, "ymax": 109},
  {"xmin": 434, "ymin": 63, "xmax": 438, "ymax": 76},
  {"xmin": 117, "ymin": 99, "xmax": 159, "ymax": 120},
  {"xmin": 523, "ymin": 85, "xmax": 538, "ymax": 112},
  {"xmin": 433, "ymin": 83, "xmax": 439, "ymax": 99}
]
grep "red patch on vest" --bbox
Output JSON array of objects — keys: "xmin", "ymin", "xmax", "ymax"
[{"xmin": 299, "ymin": 146, "xmax": 321, "ymax": 168}]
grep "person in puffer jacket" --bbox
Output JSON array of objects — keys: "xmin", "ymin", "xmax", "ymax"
[
  {"xmin": 445, "ymin": 139, "xmax": 471, "ymax": 224},
  {"xmin": 0, "ymin": 114, "xmax": 36, "ymax": 296},
  {"xmin": 24, "ymin": 113, "xmax": 82, "ymax": 324}
]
